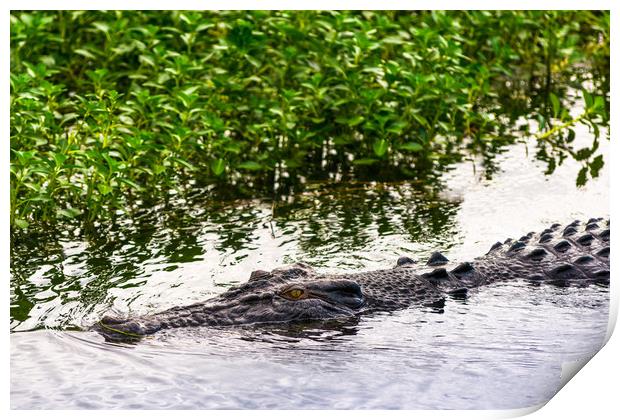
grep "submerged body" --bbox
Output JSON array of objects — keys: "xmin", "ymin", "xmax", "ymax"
[{"xmin": 95, "ymin": 218, "xmax": 610, "ymax": 341}]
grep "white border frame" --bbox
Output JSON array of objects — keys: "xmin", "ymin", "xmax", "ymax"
[{"xmin": 3, "ymin": 2, "xmax": 616, "ymax": 419}]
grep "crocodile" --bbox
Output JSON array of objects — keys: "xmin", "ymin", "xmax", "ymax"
[{"xmin": 95, "ymin": 218, "xmax": 610, "ymax": 342}]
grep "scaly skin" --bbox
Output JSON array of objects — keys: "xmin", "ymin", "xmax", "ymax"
[{"xmin": 94, "ymin": 218, "xmax": 610, "ymax": 342}]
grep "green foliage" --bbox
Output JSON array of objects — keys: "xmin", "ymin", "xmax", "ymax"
[{"xmin": 10, "ymin": 11, "xmax": 610, "ymax": 229}]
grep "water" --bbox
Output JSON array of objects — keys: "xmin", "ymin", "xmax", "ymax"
[{"xmin": 10, "ymin": 131, "xmax": 609, "ymax": 409}]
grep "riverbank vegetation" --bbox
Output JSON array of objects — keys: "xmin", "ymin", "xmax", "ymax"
[{"xmin": 10, "ymin": 11, "xmax": 610, "ymax": 230}]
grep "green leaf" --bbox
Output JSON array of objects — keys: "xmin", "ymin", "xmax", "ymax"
[
  {"xmin": 171, "ymin": 157, "xmax": 197, "ymax": 171},
  {"xmin": 97, "ymin": 184, "xmax": 112, "ymax": 195},
  {"xmin": 387, "ymin": 120, "xmax": 408, "ymax": 134},
  {"xmin": 399, "ymin": 142, "xmax": 424, "ymax": 152},
  {"xmin": 537, "ymin": 114, "xmax": 546, "ymax": 132},
  {"xmin": 245, "ymin": 54, "xmax": 261, "ymax": 68},
  {"xmin": 223, "ymin": 144, "xmax": 242, "ymax": 154},
  {"xmin": 14, "ymin": 218, "xmax": 29, "ymax": 229},
  {"xmin": 269, "ymin": 107, "xmax": 283, "ymax": 118},
  {"xmin": 582, "ymin": 90, "xmax": 593, "ymax": 109},
  {"xmin": 139, "ymin": 55, "xmax": 155, "ymax": 67},
  {"xmin": 347, "ymin": 116, "xmax": 365, "ymax": 127},
  {"xmin": 74, "ymin": 49, "xmax": 96, "ymax": 59},
  {"xmin": 412, "ymin": 114, "xmax": 429, "ymax": 127},
  {"xmin": 118, "ymin": 178, "xmax": 143, "ymax": 190},
  {"xmin": 576, "ymin": 167, "xmax": 588, "ymax": 187},
  {"xmin": 92, "ymin": 22, "xmax": 110, "ymax": 35},
  {"xmin": 57, "ymin": 207, "xmax": 82, "ymax": 219},
  {"xmin": 352, "ymin": 158, "xmax": 378, "ymax": 166},
  {"xmin": 382, "ymin": 36, "xmax": 405, "ymax": 45},
  {"xmin": 30, "ymin": 195, "xmax": 52, "ymax": 202},
  {"xmin": 592, "ymin": 96, "xmax": 605, "ymax": 112},
  {"xmin": 549, "ymin": 92, "xmax": 560, "ymax": 117},
  {"xmin": 589, "ymin": 155, "xmax": 604, "ymax": 178},
  {"xmin": 211, "ymin": 158, "xmax": 226, "ymax": 176},
  {"xmin": 52, "ymin": 152, "xmax": 67, "ymax": 167},
  {"xmin": 373, "ymin": 139, "xmax": 388, "ymax": 157},
  {"xmin": 237, "ymin": 161, "xmax": 263, "ymax": 171}
]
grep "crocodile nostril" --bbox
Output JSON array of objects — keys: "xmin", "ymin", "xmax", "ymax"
[
  {"xmin": 309, "ymin": 280, "xmax": 365, "ymax": 308},
  {"xmin": 331, "ymin": 293, "xmax": 365, "ymax": 309},
  {"xmin": 322, "ymin": 281, "xmax": 362, "ymax": 296},
  {"xmin": 330, "ymin": 284, "xmax": 364, "ymax": 308}
]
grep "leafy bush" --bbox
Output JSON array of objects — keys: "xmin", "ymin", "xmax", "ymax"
[{"xmin": 10, "ymin": 11, "xmax": 609, "ymax": 229}]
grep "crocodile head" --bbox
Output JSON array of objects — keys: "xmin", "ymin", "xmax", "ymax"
[{"xmin": 94, "ymin": 263, "xmax": 366, "ymax": 342}]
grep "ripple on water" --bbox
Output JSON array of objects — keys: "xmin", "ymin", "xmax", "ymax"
[{"xmin": 11, "ymin": 281, "xmax": 609, "ymax": 409}]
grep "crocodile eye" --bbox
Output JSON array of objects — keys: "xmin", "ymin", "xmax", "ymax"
[{"xmin": 283, "ymin": 288, "xmax": 304, "ymax": 300}]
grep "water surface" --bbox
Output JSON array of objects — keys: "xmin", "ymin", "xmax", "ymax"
[{"xmin": 10, "ymin": 129, "xmax": 609, "ymax": 409}]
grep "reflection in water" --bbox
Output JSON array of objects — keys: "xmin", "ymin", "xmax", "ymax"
[
  {"xmin": 10, "ymin": 129, "xmax": 609, "ymax": 409},
  {"xmin": 10, "ymin": 176, "xmax": 465, "ymax": 332}
]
